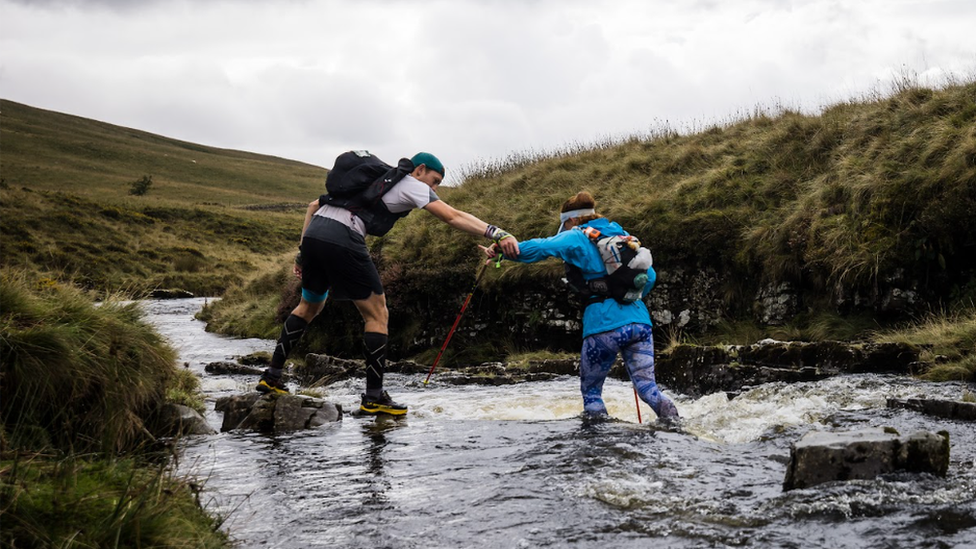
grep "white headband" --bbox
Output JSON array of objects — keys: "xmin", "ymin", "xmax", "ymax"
[{"xmin": 557, "ymin": 208, "xmax": 595, "ymax": 233}]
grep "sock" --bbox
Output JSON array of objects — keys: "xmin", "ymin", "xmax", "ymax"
[
  {"xmin": 268, "ymin": 314, "xmax": 309, "ymax": 378},
  {"xmin": 363, "ymin": 332, "xmax": 388, "ymax": 397}
]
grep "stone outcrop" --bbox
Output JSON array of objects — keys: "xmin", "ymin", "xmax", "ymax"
[
  {"xmin": 237, "ymin": 352, "xmax": 272, "ymax": 366},
  {"xmin": 293, "ymin": 340, "xmax": 925, "ymax": 395},
  {"xmin": 297, "ymin": 353, "xmax": 578, "ymax": 387},
  {"xmin": 214, "ymin": 393, "xmax": 342, "ymax": 433},
  {"xmin": 430, "ymin": 362, "xmax": 564, "ymax": 386},
  {"xmin": 783, "ymin": 427, "xmax": 950, "ymax": 491},
  {"xmin": 152, "ymin": 403, "xmax": 216, "ymax": 437},
  {"xmin": 296, "ymin": 353, "xmax": 428, "ymax": 385},
  {"xmin": 656, "ymin": 340, "xmax": 921, "ymax": 397},
  {"xmin": 887, "ymin": 398, "xmax": 976, "ymax": 421},
  {"xmin": 204, "ymin": 360, "xmax": 265, "ymax": 376}
]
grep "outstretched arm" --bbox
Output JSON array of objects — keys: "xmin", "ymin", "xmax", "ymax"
[{"xmin": 424, "ymin": 200, "xmax": 520, "ymax": 257}]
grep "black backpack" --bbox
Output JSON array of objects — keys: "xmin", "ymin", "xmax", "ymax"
[
  {"xmin": 564, "ymin": 226, "xmax": 653, "ymax": 305},
  {"xmin": 319, "ymin": 151, "xmax": 415, "ymax": 236}
]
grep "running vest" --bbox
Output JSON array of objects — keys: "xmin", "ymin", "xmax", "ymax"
[
  {"xmin": 319, "ymin": 151, "xmax": 415, "ymax": 237},
  {"xmin": 565, "ymin": 226, "xmax": 653, "ymax": 306}
]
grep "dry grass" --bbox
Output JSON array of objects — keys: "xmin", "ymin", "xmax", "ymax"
[{"xmin": 871, "ymin": 305, "xmax": 976, "ymax": 381}]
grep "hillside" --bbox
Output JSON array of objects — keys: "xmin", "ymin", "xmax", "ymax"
[
  {"xmin": 200, "ymin": 79, "xmax": 976, "ymax": 378},
  {"xmin": 0, "ymin": 99, "xmax": 327, "ymax": 295}
]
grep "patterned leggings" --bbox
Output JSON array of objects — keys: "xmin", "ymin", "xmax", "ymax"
[{"xmin": 580, "ymin": 323, "xmax": 679, "ymax": 419}]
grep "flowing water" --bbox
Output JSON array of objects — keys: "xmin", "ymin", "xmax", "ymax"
[{"xmin": 144, "ymin": 298, "xmax": 976, "ymax": 548}]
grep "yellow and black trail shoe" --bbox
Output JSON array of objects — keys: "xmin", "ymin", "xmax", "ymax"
[
  {"xmin": 256, "ymin": 373, "xmax": 289, "ymax": 395},
  {"xmin": 360, "ymin": 391, "xmax": 408, "ymax": 416}
]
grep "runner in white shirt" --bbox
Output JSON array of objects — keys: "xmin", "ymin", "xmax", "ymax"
[
  {"xmin": 314, "ymin": 173, "xmax": 438, "ymax": 238},
  {"xmin": 256, "ymin": 152, "xmax": 521, "ymax": 416}
]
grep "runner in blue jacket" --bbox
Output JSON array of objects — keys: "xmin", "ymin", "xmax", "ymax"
[{"xmin": 485, "ymin": 191, "xmax": 679, "ymax": 421}]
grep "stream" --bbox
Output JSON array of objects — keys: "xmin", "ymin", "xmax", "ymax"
[{"xmin": 143, "ymin": 298, "xmax": 976, "ymax": 548}]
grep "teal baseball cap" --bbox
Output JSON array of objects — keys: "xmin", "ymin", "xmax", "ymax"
[{"xmin": 410, "ymin": 152, "xmax": 445, "ymax": 176}]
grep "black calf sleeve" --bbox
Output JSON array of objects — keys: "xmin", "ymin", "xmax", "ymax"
[
  {"xmin": 363, "ymin": 332, "xmax": 388, "ymax": 395},
  {"xmin": 269, "ymin": 314, "xmax": 309, "ymax": 375}
]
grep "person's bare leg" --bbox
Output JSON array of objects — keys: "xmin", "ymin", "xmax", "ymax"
[{"xmin": 354, "ymin": 293, "xmax": 406, "ymax": 414}]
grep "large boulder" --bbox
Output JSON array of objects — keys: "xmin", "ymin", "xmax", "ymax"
[
  {"xmin": 783, "ymin": 427, "xmax": 950, "ymax": 491},
  {"xmin": 214, "ymin": 393, "xmax": 342, "ymax": 433}
]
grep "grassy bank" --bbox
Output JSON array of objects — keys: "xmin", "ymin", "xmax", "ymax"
[
  {"xmin": 871, "ymin": 305, "xmax": 976, "ymax": 381},
  {"xmin": 0, "ymin": 272, "xmax": 228, "ymax": 546}
]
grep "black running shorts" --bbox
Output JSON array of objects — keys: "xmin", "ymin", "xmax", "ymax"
[{"xmin": 299, "ymin": 218, "xmax": 383, "ymax": 302}]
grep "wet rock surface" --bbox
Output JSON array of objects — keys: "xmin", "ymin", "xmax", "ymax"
[
  {"xmin": 152, "ymin": 403, "xmax": 216, "ymax": 437},
  {"xmin": 214, "ymin": 393, "xmax": 342, "ymax": 433},
  {"xmin": 297, "ymin": 354, "xmax": 429, "ymax": 385},
  {"xmin": 887, "ymin": 398, "xmax": 976, "ymax": 421},
  {"xmin": 204, "ymin": 360, "xmax": 265, "ymax": 376},
  {"xmin": 297, "ymin": 353, "xmax": 577, "ymax": 386},
  {"xmin": 783, "ymin": 427, "xmax": 950, "ymax": 491}
]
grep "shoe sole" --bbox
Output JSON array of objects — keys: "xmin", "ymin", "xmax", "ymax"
[
  {"xmin": 256, "ymin": 381, "xmax": 288, "ymax": 395},
  {"xmin": 359, "ymin": 405, "xmax": 408, "ymax": 416}
]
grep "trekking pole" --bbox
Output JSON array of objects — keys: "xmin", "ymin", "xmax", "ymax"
[
  {"xmin": 633, "ymin": 387, "xmax": 642, "ymax": 424},
  {"xmin": 423, "ymin": 261, "xmax": 490, "ymax": 385}
]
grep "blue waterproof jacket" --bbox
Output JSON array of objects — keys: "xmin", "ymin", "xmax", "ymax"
[{"xmin": 511, "ymin": 217, "xmax": 655, "ymax": 338}]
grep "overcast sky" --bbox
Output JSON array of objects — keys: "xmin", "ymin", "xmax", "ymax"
[{"xmin": 2, "ymin": 0, "xmax": 973, "ymax": 181}]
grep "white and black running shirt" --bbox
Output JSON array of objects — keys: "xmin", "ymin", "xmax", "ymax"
[{"xmin": 313, "ymin": 175, "xmax": 439, "ymax": 238}]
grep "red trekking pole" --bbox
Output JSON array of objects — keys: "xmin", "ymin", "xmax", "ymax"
[
  {"xmin": 423, "ymin": 262, "xmax": 490, "ymax": 385},
  {"xmin": 634, "ymin": 387, "xmax": 642, "ymax": 424}
]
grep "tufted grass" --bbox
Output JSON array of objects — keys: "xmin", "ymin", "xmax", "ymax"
[
  {"xmin": 871, "ymin": 305, "xmax": 976, "ymax": 381},
  {"xmin": 0, "ymin": 271, "xmax": 229, "ymax": 546}
]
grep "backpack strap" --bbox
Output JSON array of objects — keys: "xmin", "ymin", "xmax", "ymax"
[
  {"xmin": 564, "ymin": 263, "xmax": 610, "ymax": 308},
  {"xmin": 564, "ymin": 225, "xmax": 611, "ymax": 308}
]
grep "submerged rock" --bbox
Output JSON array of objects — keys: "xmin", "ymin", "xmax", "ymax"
[
  {"xmin": 214, "ymin": 393, "xmax": 342, "ymax": 433},
  {"xmin": 887, "ymin": 398, "xmax": 976, "ymax": 421},
  {"xmin": 783, "ymin": 427, "xmax": 949, "ymax": 491}
]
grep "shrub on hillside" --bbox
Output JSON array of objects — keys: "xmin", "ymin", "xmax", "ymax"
[{"xmin": 128, "ymin": 174, "xmax": 154, "ymax": 195}]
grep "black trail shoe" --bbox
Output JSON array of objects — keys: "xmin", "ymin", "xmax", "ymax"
[
  {"xmin": 256, "ymin": 373, "xmax": 289, "ymax": 395},
  {"xmin": 360, "ymin": 391, "xmax": 408, "ymax": 416}
]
